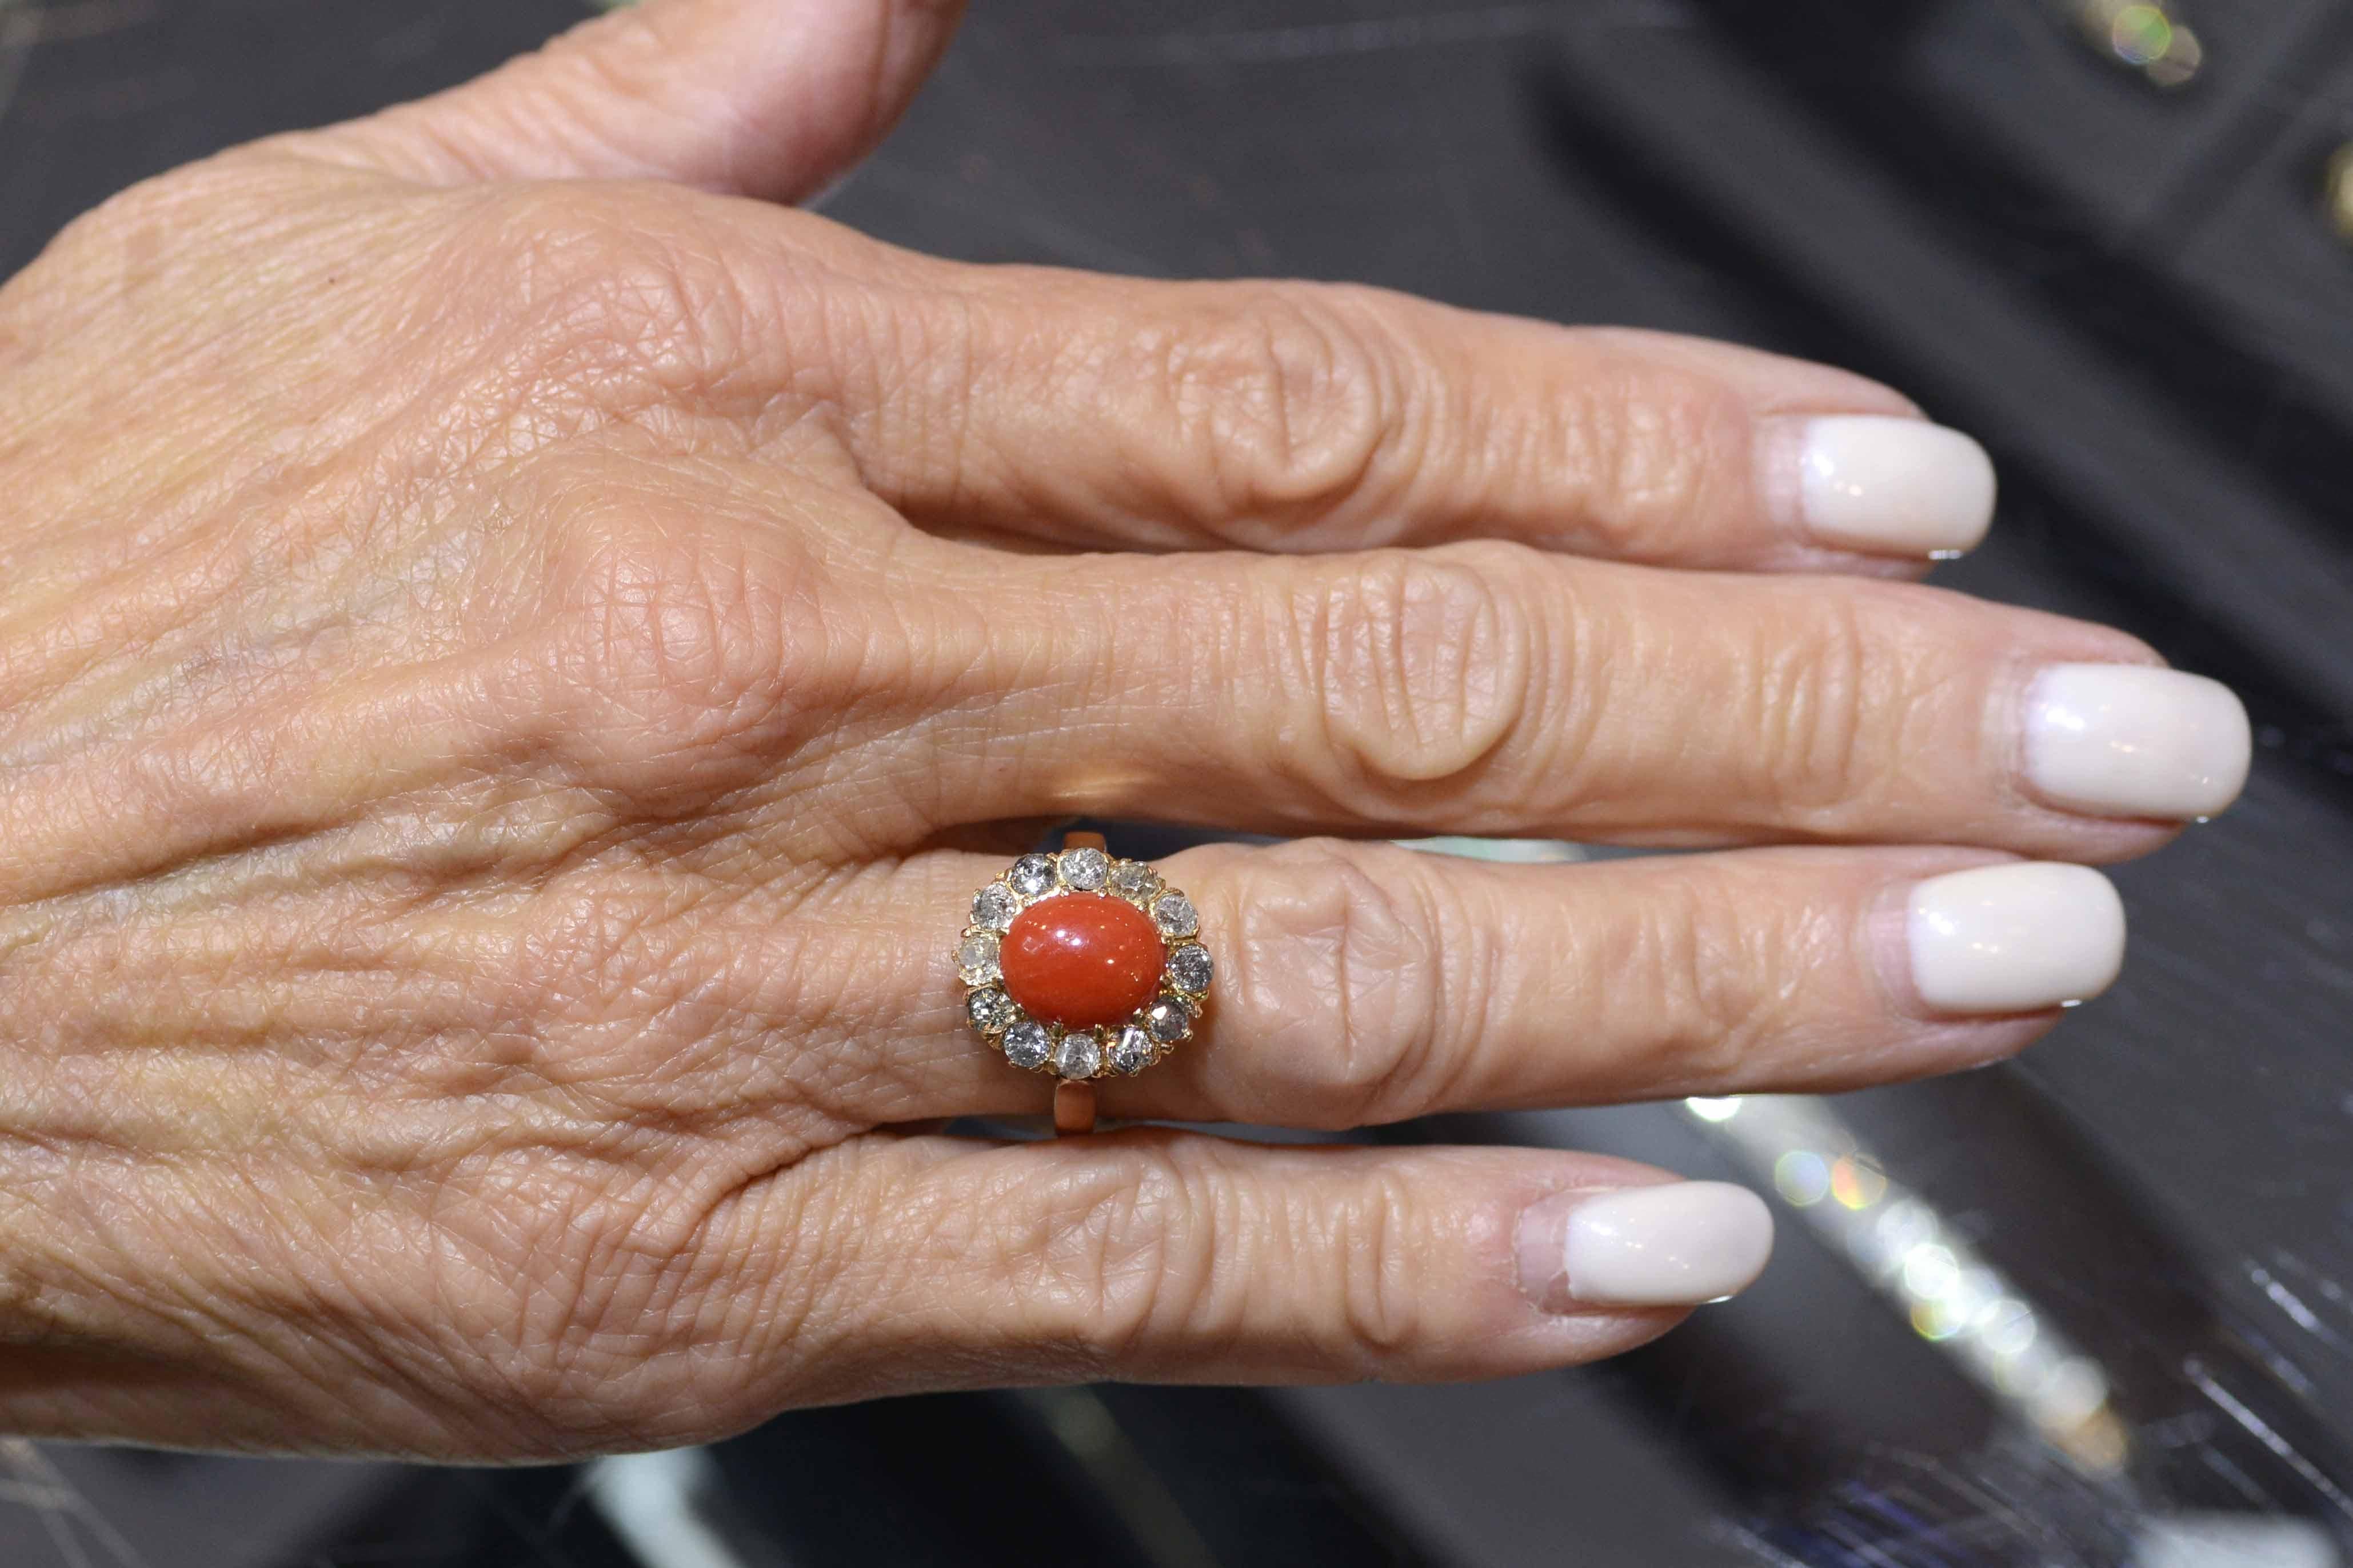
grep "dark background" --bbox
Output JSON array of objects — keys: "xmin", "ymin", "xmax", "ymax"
[{"xmin": 4, "ymin": 2, "xmax": 2353, "ymax": 1565}]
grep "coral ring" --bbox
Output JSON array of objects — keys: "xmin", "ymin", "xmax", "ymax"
[{"xmin": 956, "ymin": 832, "xmax": 1213, "ymax": 1136}]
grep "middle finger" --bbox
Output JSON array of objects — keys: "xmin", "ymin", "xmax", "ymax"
[{"xmin": 890, "ymin": 538, "xmax": 2250, "ymax": 857}]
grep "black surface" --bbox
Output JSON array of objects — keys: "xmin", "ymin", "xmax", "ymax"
[{"xmin": 5, "ymin": 2, "xmax": 2353, "ymax": 1565}]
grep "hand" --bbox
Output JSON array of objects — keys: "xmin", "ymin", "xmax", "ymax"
[{"xmin": 0, "ymin": 0, "xmax": 2248, "ymax": 1459}]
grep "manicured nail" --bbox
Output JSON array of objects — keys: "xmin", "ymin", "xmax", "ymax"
[
  {"xmin": 1791, "ymin": 415, "xmax": 1996, "ymax": 557},
  {"xmin": 2024, "ymin": 664, "xmax": 2252, "ymax": 820},
  {"xmin": 1907, "ymin": 862, "xmax": 2126, "ymax": 1014},
  {"xmin": 1516, "ymin": 1182, "xmax": 1774, "ymax": 1310}
]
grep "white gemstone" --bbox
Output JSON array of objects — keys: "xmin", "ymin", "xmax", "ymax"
[
  {"xmin": 966, "ymin": 987, "xmax": 1017, "ymax": 1034},
  {"xmin": 1151, "ymin": 891, "xmax": 1198, "ymax": 938},
  {"xmin": 1144, "ymin": 995, "xmax": 1192, "ymax": 1045},
  {"xmin": 1009, "ymin": 854, "xmax": 1056, "ymax": 898},
  {"xmin": 972, "ymin": 883, "xmax": 1019, "ymax": 932},
  {"xmin": 957, "ymin": 931, "xmax": 1002, "ymax": 983},
  {"xmin": 1058, "ymin": 846, "xmax": 1110, "ymax": 890},
  {"xmin": 1052, "ymin": 1028, "xmax": 1102, "ymax": 1080},
  {"xmin": 1109, "ymin": 861, "xmax": 1161, "ymax": 902},
  {"xmin": 1165, "ymin": 943, "xmax": 1213, "ymax": 994},
  {"xmin": 1004, "ymin": 1021, "xmax": 1051, "ymax": 1070},
  {"xmin": 1109, "ymin": 1025, "xmax": 1155, "ymax": 1075}
]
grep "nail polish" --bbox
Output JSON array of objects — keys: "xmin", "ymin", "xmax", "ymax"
[
  {"xmin": 1907, "ymin": 862, "xmax": 2126, "ymax": 1015},
  {"xmin": 1792, "ymin": 415, "xmax": 1996, "ymax": 557},
  {"xmin": 2024, "ymin": 664, "xmax": 2252, "ymax": 820},
  {"xmin": 1517, "ymin": 1182, "xmax": 1774, "ymax": 1310}
]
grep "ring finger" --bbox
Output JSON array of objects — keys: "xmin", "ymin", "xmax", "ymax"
[{"xmin": 814, "ymin": 839, "xmax": 2128, "ymax": 1130}]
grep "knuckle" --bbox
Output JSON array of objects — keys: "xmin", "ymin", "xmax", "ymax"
[
  {"xmin": 999, "ymin": 1147, "xmax": 1424, "ymax": 1375},
  {"xmin": 1218, "ymin": 840, "xmax": 1448, "ymax": 1125},
  {"xmin": 1331, "ymin": 1171, "xmax": 1427, "ymax": 1365},
  {"xmin": 1744, "ymin": 588, "xmax": 1885, "ymax": 819},
  {"xmin": 498, "ymin": 1155, "xmax": 837, "ymax": 1451},
  {"xmin": 1632, "ymin": 871, "xmax": 1785, "ymax": 1087},
  {"xmin": 524, "ymin": 494, "xmax": 828, "ymax": 800},
  {"xmin": 449, "ymin": 186, "xmax": 763, "ymax": 410},
  {"xmin": 1288, "ymin": 544, "xmax": 1534, "ymax": 803},
  {"xmin": 1160, "ymin": 283, "xmax": 1405, "ymax": 520},
  {"xmin": 1007, "ymin": 1150, "xmax": 1207, "ymax": 1365},
  {"xmin": 1560, "ymin": 356, "xmax": 1746, "ymax": 553}
]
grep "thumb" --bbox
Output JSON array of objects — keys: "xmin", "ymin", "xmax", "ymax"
[{"xmin": 313, "ymin": 0, "xmax": 964, "ymax": 202}]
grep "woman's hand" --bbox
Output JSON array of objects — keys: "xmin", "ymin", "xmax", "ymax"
[{"xmin": 0, "ymin": 0, "xmax": 2248, "ymax": 1458}]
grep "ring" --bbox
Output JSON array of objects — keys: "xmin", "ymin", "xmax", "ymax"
[{"xmin": 956, "ymin": 831, "xmax": 1213, "ymax": 1136}]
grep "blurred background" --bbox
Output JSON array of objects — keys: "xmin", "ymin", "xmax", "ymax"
[{"xmin": 6, "ymin": 1, "xmax": 2353, "ymax": 1563}]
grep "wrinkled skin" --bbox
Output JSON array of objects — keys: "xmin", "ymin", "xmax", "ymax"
[{"xmin": 0, "ymin": 0, "xmax": 2215, "ymax": 1459}]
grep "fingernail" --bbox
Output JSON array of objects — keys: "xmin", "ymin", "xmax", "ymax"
[
  {"xmin": 1788, "ymin": 415, "xmax": 1996, "ymax": 557},
  {"xmin": 1516, "ymin": 1182, "xmax": 1774, "ymax": 1311},
  {"xmin": 2024, "ymin": 664, "xmax": 2252, "ymax": 820},
  {"xmin": 1906, "ymin": 862, "xmax": 2126, "ymax": 1014}
]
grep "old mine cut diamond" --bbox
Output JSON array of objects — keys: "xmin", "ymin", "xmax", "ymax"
[
  {"xmin": 966, "ymin": 987, "xmax": 1018, "ymax": 1034},
  {"xmin": 1109, "ymin": 1024, "xmax": 1155, "ymax": 1075},
  {"xmin": 1144, "ymin": 995, "xmax": 1193, "ymax": 1045},
  {"xmin": 972, "ymin": 883, "xmax": 1020, "ymax": 933},
  {"xmin": 957, "ymin": 931, "xmax": 1002, "ymax": 983},
  {"xmin": 1052, "ymin": 1028, "xmax": 1103, "ymax": 1080},
  {"xmin": 1008, "ymin": 853, "xmax": 1057, "ymax": 898},
  {"xmin": 1003, "ymin": 1020, "xmax": 1052, "ymax": 1070},
  {"xmin": 1165, "ymin": 943, "xmax": 1212, "ymax": 995},
  {"xmin": 1058, "ymin": 846, "xmax": 1110, "ymax": 891},
  {"xmin": 1150, "ymin": 892, "xmax": 1199, "ymax": 938},
  {"xmin": 1108, "ymin": 861, "xmax": 1161, "ymax": 903}
]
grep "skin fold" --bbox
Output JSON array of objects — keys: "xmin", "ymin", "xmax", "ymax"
[{"xmin": 0, "ymin": 0, "xmax": 2225, "ymax": 1459}]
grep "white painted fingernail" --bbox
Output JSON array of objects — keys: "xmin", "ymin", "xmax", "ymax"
[
  {"xmin": 1517, "ymin": 1182, "xmax": 1773, "ymax": 1310},
  {"xmin": 1907, "ymin": 862, "xmax": 2126, "ymax": 1014},
  {"xmin": 1791, "ymin": 416, "xmax": 1996, "ymax": 557},
  {"xmin": 2024, "ymin": 664, "xmax": 2252, "ymax": 820}
]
